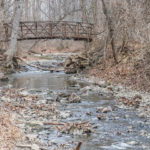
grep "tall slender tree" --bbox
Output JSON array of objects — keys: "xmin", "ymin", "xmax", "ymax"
[{"xmin": 7, "ymin": 0, "xmax": 22, "ymax": 65}]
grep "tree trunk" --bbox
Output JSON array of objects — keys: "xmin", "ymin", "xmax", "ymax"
[
  {"xmin": 81, "ymin": 0, "xmax": 87, "ymax": 22},
  {"xmin": 0, "ymin": 0, "xmax": 5, "ymax": 45},
  {"xmin": 101, "ymin": 0, "xmax": 118, "ymax": 63},
  {"xmin": 7, "ymin": 0, "xmax": 22, "ymax": 63}
]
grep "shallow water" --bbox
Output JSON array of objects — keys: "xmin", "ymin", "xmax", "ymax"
[{"xmin": 1, "ymin": 56, "xmax": 150, "ymax": 150}]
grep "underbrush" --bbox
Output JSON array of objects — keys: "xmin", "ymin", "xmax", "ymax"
[{"xmin": 88, "ymin": 43, "xmax": 150, "ymax": 92}]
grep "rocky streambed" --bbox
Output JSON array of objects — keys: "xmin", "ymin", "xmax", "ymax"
[{"xmin": 0, "ymin": 53, "xmax": 150, "ymax": 150}]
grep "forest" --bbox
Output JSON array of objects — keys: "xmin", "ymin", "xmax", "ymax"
[{"xmin": 0, "ymin": 0, "xmax": 150, "ymax": 150}]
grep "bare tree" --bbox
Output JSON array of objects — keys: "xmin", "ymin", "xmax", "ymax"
[
  {"xmin": 101, "ymin": 0, "xmax": 118, "ymax": 63},
  {"xmin": 7, "ymin": 0, "xmax": 22, "ymax": 65}
]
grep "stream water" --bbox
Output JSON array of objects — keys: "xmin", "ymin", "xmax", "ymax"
[{"xmin": 0, "ymin": 54, "xmax": 150, "ymax": 150}]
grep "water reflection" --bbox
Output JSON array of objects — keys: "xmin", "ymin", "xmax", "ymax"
[{"xmin": 9, "ymin": 72, "xmax": 72, "ymax": 90}]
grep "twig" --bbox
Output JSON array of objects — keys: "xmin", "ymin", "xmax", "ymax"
[
  {"xmin": 43, "ymin": 122, "xmax": 65, "ymax": 126},
  {"xmin": 75, "ymin": 142, "xmax": 82, "ymax": 150},
  {"xmin": 16, "ymin": 145, "xmax": 31, "ymax": 148}
]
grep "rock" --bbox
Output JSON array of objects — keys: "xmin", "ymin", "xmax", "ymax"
[
  {"xmin": 64, "ymin": 57, "xmax": 72, "ymax": 67},
  {"xmin": 97, "ymin": 106, "xmax": 112, "ymax": 113},
  {"xmin": 20, "ymin": 91, "xmax": 29, "ymax": 96},
  {"xmin": 0, "ymin": 73, "xmax": 8, "ymax": 81},
  {"xmin": 59, "ymin": 111, "xmax": 72, "ymax": 119},
  {"xmin": 37, "ymin": 99, "xmax": 46, "ymax": 105},
  {"xmin": 70, "ymin": 128, "xmax": 84, "ymax": 135},
  {"xmin": 97, "ymin": 114, "xmax": 106, "ymax": 120},
  {"xmin": 133, "ymin": 94, "xmax": 142, "ymax": 100},
  {"xmin": 86, "ymin": 112, "xmax": 92, "ymax": 116},
  {"xmin": 107, "ymin": 86, "xmax": 114, "ymax": 91},
  {"xmin": 56, "ymin": 92, "xmax": 70, "ymax": 102},
  {"xmin": 31, "ymin": 144, "xmax": 40, "ymax": 150},
  {"xmin": 68, "ymin": 93, "xmax": 81, "ymax": 103},
  {"xmin": 60, "ymin": 98, "xmax": 68, "ymax": 103},
  {"xmin": 138, "ymin": 113, "xmax": 146, "ymax": 118},
  {"xmin": 1, "ymin": 96, "xmax": 11, "ymax": 102},
  {"xmin": 96, "ymin": 107, "xmax": 104, "ymax": 113},
  {"xmin": 64, "ymin": 52, "xmax": 90, "ymax": 74},
  {"xmin": 102, "ymin": 106, "xmax": 112, "ymax": 113},
  {"xmin": 117, "ymin": 131, "xmax": 122, "ymax": 135},
  {"xmin": 26, "ymin": 121, "xmax": 43, "ymax": 131},
  {"xmin": 80, "ymin": 86, "xmax": 92, "ymax": 93},
  {"xmin": 127, "ymin": 141, "xmax": 138, "ymax": 145},
  {"xmin": 119, "ymin": 97, "xmax": 140, "ymax": 108},
  {"xmin": 0, "ymin": 49, "xmax": 6, "ymax": 55},
  {"xmin": 26, "ymin": 134, "xmax": 37, "ymax": 142},
  {"xmin": 56, "ymin": 92, "xmax": 81, "ymax": 103}
]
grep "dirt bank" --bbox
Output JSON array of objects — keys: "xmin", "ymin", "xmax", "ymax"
[{"xmin": 87, "ymin": 43, "xmax": 150, "ymax": 92}]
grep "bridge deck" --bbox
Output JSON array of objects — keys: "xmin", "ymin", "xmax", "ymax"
[{"xmin": 4, "ymin": 21, "xmax": 94, "ymax": 42}]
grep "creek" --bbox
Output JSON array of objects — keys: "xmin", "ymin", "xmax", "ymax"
[{"xmin": 0, "ymin": 53, "xmax": 150, "ymax": 150}]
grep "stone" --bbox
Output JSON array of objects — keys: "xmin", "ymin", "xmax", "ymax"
[
  {"xmin": 31, "ymin": 144, "xmax": 40, "ymax": 150},
  {"xmin": 0, "ymin": 73, "xmax": 8, "ymax": 81},
  {"xmin": 138, "ymin": 113, "xmax": 146, "ymax": 118},
  {"xmin": 26, "ymin": 134, "xmax": 37, "ymax": 142},
  {"xmin": 68, "ymin": 93, "xmax": 81, "ymax": 103},
  {"xmin": 133, "ymin": 94, "xmax": 142, "ymax": 100},
  {"xmin": 97, "ymin": 106, "xmax": 112, "ymax": 113},
  {"xmin": 20, "ymin": 91, "xmax": 29, "ymax": 96},
  {"xmin": 97, "ymin": 114, "xmax": 106, "ymax": 120},
  {"xmin": 80, "ymin": 86, "xmax": 92, "ymax": 93},
  {"xmin": 96, "ymin": 107, "xmax": 104, "ymax": 113},
  {"xmin": 59, "ymin": 111, "xmax": 72, "ymax": 119},
  {"xmin": 64, "ymin": 52, "xmax": 90, "ymax": 74},
  {"xmin": 37, "ymin": 99, "xmax": 46, "ymax": 105},
  {"xmin": 60, "ymin": 98, "xmax": 67, "ymax": 103},
  {"xmin": 26, "ymin": 121, "xmax": 43, "ymax": 131},
  {"xmin": 102, "ymin": 106, "xmax": 112, "ymax": 113},
  {"xmin": 127, "ymin": 141, "xmax": 138, "ymax": 145},
  {"xmin": 1, "ymin": 96, "xmax": 11, "ymax": 102}
]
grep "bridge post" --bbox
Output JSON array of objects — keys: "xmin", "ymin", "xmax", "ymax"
[
  {"xmin": 20, "ymin": 22, "xmax": 23, "ymax": 39},
  {"xmin": 63, "ymin": 22, "xmax": 67, "ymax": 38},
  {"xmin": 35, "ymin": 21, "xmax": 38, "ymax": 37},
  {"xmin": 77, "ymin": 23, "xmax": 80, "ymax": 40},
  {"xmin": 49, "ymin": 23, "xmax": 53, "ymax": 38}
]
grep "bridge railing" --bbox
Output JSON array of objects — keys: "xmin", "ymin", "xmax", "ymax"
[{"xmin": 4, "ymin": 21, "xmax": 94, "ymax": 41}]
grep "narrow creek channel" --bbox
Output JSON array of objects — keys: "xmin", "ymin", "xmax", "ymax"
[{"xmin": 0, "ymin": 53, "xmax": 150, "ymax": 150}]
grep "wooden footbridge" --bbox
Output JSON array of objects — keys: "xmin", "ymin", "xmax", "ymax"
[{"xmin": 4, "ymin": 21, "xmax": 94, "ymax": 42}]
